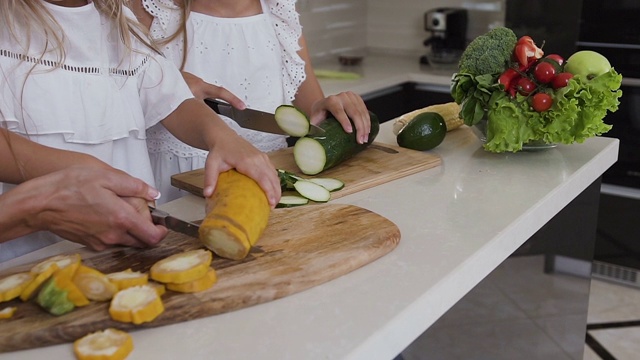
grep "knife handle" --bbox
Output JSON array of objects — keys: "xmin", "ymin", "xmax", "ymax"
[{"xmin": 204, "ymin": 99, "xmax": 233, "ymax": 118}]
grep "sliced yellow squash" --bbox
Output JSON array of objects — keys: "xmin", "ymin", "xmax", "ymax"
[
  {"xmin": 150, "ymin": 249, "xmax": 212, "ymax": 284},
  {"xmin": 0, "ymin": 272, "xmax": 33, "ymax": 302},
  {"xmin": 166, "ymin": 268, "xmax": 217, "ymax": 293},
  {"xmin": 107, "ymin": 269, "xmax": 149, "ymax": 291},
  {"xmin": 73, "ymin": 328, "xmax": 133, "ymax": 360},
  {"xmin": 109, "ymin": 285, "xmax": 164, "ymax": 324}
]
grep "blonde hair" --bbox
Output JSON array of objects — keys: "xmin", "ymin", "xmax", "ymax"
[
  {"xmin": 0, "ymin": 0, "xmax": 160, "ymax": 67},
  {"xmin": 151, "ymin": 0, "xmax": 193, "ymax": 70}
]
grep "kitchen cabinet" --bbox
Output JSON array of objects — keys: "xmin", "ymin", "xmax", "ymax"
[{"xmin": 362, "ymin": 82, "xmax": 454, "ymax": 123}]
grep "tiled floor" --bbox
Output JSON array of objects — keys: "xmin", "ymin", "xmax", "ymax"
[{"xmin": 399, "ymin": 255, "xmax": 640, "ymax": 360}]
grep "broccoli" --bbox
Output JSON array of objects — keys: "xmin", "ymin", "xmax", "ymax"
[{"xmin": 458, "ymin": 27, "xmax": 517, "ymax": 76}]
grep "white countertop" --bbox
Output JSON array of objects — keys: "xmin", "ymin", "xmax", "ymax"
[{"xmin": 1, "ymin": 54, "xmax": 620, "ymax": 360}]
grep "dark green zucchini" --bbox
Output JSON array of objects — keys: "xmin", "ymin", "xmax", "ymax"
[{"xmin": 293, "ymin": 111, "xmax": 380, "ymax": 175}]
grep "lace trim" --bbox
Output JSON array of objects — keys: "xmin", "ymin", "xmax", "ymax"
[
  {"xmin": 265, "ymin": 0, "xmax": 306, "ymax": 103},
  {"xmin": 0, "ymin": 49, "xmax": 150, "ymax": 77}
]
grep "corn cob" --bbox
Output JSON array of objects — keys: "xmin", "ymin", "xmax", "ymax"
[{"xmin": 392, "ymin": 102, "xmax": 463, "ymax": 135}]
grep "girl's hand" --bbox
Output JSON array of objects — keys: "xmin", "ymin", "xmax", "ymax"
[
  {"xmin": 308, "ymin": 91, "xmax": 371, "ymax": 144},
  {"xmin": 182, "ymin": 71, "xmax": 246, "ymax": 109},
  {"xmin": 201, "ymin": 136, "xmax": 281, "ymax": 208}
]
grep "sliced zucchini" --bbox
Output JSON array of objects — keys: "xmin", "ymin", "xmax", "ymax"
[
  {"xmin": 293, "ymin": 180, "xmax": 331, "ymax": 203},
  {"xmin": 308, "ymin": 178, "xmax": 345, "ymax": 192},
  {"xmin": 274, "ymin": 105, "xmax": 311, "ymax": 137},
  {"xmin": 276, "ymin": 195, "xmax": 310, "ymax": 208},
  {"xmin": 277, "ymin": 168, "xmax": 303, "ymax": 191}
]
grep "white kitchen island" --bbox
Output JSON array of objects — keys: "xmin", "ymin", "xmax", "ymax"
[{"xmin": 0, "ymin": 54, "xmax": 619, "ymax": 359}]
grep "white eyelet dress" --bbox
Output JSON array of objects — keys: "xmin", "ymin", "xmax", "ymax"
[
  {"xmin": 143, "ymin": 0, "xmax": 306, "ymax": 203},
  {"xmin": 0, "ymin": 2, "xmax": 194, "ymax": 262}
]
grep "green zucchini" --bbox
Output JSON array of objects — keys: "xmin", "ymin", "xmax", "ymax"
[
  {"xmin": 293, "ymin": 111, "xmax": 380, "ymax": 175},
  {"xmin": 276, "ymin": 195, "xmax": 309, "ymax": 208}
]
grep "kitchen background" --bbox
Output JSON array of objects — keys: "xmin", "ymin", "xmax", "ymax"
[
  {"xmin": 298, "ymin": 0, "xmax": 505, "ymax": 62},
  {"xmin": 297, "ymin": 1, "xmax": 640, "ymax": 359}
]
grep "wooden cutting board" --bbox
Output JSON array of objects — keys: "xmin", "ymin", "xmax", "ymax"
[
  {"xmin": 0, "ymin": 204, "xmax": 400, "ymax": 352},
  {"xmin": 171, "ymin": 142, "xmax": 441, "ymax": 200}
]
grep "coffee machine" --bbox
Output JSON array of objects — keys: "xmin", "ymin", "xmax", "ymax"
[{"xmin": 420, "ymin": 8, "xmax": 468, "ymax": 65}]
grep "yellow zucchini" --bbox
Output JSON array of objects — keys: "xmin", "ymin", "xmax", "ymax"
[
  {"xmin": 109, "ymin": 285, "xmax": 164, "ymax": 324},
  {"xmin": 199, "ymin": 170, "xmax": 271, "ymax": 260},
  {"xmin": 0, "ymin": 272, "xmax": 33, "ymax": 302},
  {"xmin": 149, "ymin": 249, "xmax": 212, "ymax": 284},
  {"xmin": 72, "ymin": 265, "xmax": 118, "ymax": 302},
  {"xmin": 107, "ymin": 269, "xmax": 149, "ymax": 291},
  {"xmin": 0, "ymin": 306, "xmax": 17, "ymax": 319},
  {"xmin": 73, "ymin": 328, "xmax": 133, "ymax": 360},
  {"xmin": 166, "ymin": 268, "xmax": 217, "ymax": 293}
]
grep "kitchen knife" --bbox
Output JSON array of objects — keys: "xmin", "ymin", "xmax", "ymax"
[
  {"xmin": 205, "ymin": 99, "xmax": 325, "ymax": 136},
  {"xmin": 149, "ymin": 207, "xmax": 200, "ymax": 238}
]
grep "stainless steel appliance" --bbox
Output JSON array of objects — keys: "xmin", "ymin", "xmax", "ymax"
[{"xmin": 419, "ymin": 8, "xmax": 468, "ymax": 66}]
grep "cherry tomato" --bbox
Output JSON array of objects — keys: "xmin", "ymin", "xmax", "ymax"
[
  {"xmin": 533, "ymin": 62, "xmax": 556, "ymax": 84},
  {"xmin": 551, "ymin": 72, "xmax": 574, "ymax": 89},
  {"xmin": 544, "ymin": 54, "xmax": 565, "ymax": 66},
  {"xmin": 517, "ymin": 77, "xmax": 537, "ymax": 95},
  {"xmin": 531, "ymin": 93, "xmax": 553, "ymax": 112}
]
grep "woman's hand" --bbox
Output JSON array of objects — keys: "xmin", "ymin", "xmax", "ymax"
[
  {"xmin": 308, "ymin": 92, "xmax": 371, "ymax": 144},
  {"xmin": 182, "ymin": 72, "xmax": 246, "ymax": 109},
  {"xmin": 0, "ymin": 166, "xmax": 168, "ymax": 250}
]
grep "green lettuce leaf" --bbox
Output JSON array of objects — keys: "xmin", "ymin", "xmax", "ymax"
[{"xmin": 482, "ymin": 68, "xmax": 622, "ymax": 153}]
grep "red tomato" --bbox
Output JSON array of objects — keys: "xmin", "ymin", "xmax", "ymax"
[
  {"xmin": 531, "ymin": 93, "xmax": 553, "ymax": 112},
  {"xmin": 551, "ymin": 72, "xmax": 574, "ymax": 89},
  {"xmin": 533, "ymin": 62, "xmax": 556, "ymax": 84},
  {"xmin": 517, "ymin": 77, "xmax": 537, "ymax": 95},
  {"xmin": 545, "ymin": 54, "xmax": 565, "ymax": 66}
]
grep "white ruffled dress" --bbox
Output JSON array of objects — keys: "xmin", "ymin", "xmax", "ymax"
[
  {"xmin": 0, "ymin": 2, "xmax": 193, "ymax": 262},
  {"xmin": 143, "ymin": 0, "xmax": 306, "ymax": 203}
]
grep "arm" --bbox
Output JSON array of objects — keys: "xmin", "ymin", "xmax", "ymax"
[
  {"xmin": 0, "ymin": 129, "xmax": 167, "ymax": 249},
  {"xmin": 159, "ymin": 99, "xmax": 281, "ymax": 207},
  {"xmin": 292, "ymin": 35, "xmax": 371, "ymax": 144}
]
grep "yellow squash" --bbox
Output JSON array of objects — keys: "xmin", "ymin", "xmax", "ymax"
[
  {"xmin": 73, "ymin": 328, "xmax": 133, "ymax": 360},
  {"xmin": 109, "ymin": 285, "xmax": 164, "ymax": 324},
  {"xmin": 166, "ymin": 268, "xmax": 217, "ymax": 293},
  {"xmin": 199, "ymin": 169, "xmax": 271, "ymax": 260}
]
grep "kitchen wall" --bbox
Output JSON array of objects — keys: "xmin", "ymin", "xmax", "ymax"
[{"xmin": 298, "ymin": 0, "xmax": 505, "ymax": 63}]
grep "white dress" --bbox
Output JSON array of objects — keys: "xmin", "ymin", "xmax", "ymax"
[
  {"xmin": 0, "ymin": 2, "xmax": 193, "ymax": 262},
  {"xmin": 143, "ymin": 0, "xmax": 306, "ymax": 203}
]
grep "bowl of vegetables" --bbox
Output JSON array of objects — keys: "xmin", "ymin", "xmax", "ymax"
[{"xmin": 451, "ymin": 27, "xmax": 623, "ymax": 153}]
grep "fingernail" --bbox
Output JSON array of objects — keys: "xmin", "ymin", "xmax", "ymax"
[{"xmin": 149, "ymin": 188, "xmax": 161, "ymax": 200}]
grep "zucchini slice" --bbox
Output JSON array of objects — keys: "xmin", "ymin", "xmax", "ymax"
[
  {"xmin": 293, "ymin": 180, "xmax": 331, "ymax": 203},
  {"xmin": 293, "ymin": 112, "xmax": 379, "ymax": 175},
  {"xmin": 276, "ymin": 195, "xmax": 310, "ymax": 208},
  {"xmin": 308, "ymin": 178, "xmax": 345, "ymax": 192},
  {"xmin": 274, "ymin": 105, "xmax": 311, "ymax": 137}
]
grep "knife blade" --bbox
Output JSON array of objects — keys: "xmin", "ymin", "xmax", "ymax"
[
  {"xmin": 205, "ymin": 99, "xmax": 325, "ymax": 137},
  {"xmin": 149, "ymin": 207, "xmax": 200, "ymax": 238}
]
